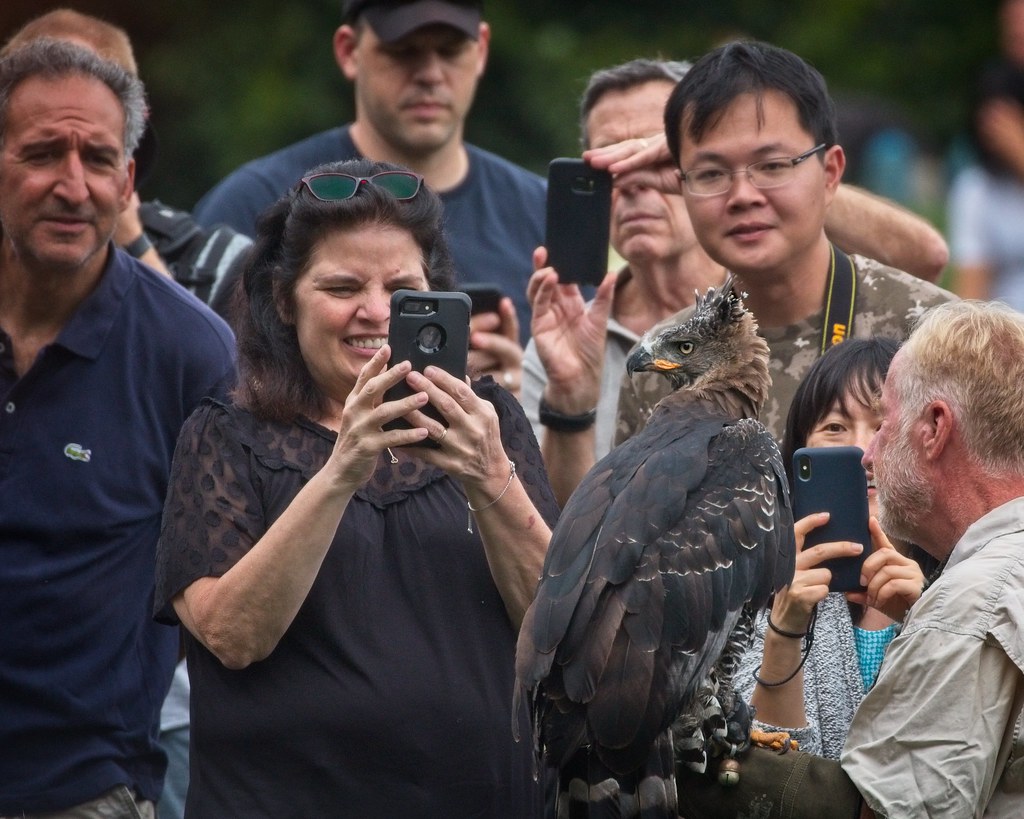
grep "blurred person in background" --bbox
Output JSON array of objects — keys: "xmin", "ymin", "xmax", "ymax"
[{"xmin": 947, "ymin": 0, "xmax": 1024, "ymax": 311}]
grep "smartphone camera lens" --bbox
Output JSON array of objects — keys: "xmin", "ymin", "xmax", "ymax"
[
  {"xmin": 401, "ymin": 298, "xmax": 437, "ymax": 316},
  {"xmin": 797, "ymin": 455, "xmax": 812, "ymax": 481},
  {"xmin": 416, "ymin": 324, "xmax": 445, "ymax": 354},
  {"xmin": 571, "ymin": 175, "xmax": 596, "ymax": 194}
]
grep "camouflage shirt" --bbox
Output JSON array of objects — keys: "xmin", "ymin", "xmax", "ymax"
[{"xmin": 614, "ymin": 255, "xmax": 958, "ymax": 446}]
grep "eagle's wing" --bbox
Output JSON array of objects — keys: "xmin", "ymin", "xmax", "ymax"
[{"xmin": 515, "ymin": 409, "xmax": 794, "ymax": 774}]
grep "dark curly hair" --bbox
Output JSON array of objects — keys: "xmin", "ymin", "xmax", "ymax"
[{"xmin": 234, "ymin": 157, "xmax": 455, "ymax": 422}]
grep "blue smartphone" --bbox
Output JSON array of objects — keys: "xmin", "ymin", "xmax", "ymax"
[{"xmin": 792, "ymin": 446, "xmax": 872, "ymax": 592}]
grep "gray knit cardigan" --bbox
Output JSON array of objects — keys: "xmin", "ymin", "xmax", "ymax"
[{"xmin": 736, "ymin": 592, "xmax": 867, "ymax": 759}]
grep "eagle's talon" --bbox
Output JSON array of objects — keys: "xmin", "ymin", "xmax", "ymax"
[{"xmin": 750, "ymin": 728, "xmax": 799, "ymax": 753}]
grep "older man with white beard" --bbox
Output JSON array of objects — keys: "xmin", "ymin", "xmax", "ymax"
[
  {"xmin": 842, "ymin": 299, "xmax": 1024, "ymax": 818},
  {"xmin": 672, "ymin": 300, "xmax": 1024, "ymax": 819}
]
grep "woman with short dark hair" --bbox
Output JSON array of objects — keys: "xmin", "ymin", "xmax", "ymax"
[{"xmin": 736, "ymin": 338, "xmax": 926, "ymax": 759}]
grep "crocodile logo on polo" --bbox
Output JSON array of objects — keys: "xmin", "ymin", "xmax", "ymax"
[{"xmin": 64, "ymin": 443, "xmax": 92, "ymax": 463}]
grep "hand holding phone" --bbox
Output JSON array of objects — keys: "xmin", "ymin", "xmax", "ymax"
[
  {"xmin": 792, "ymin": 446, "xmax": 872, "ymax": 592},
  {"xmin": 383, "ymin": 290, "xmax": 471, "ymax": 446},
  {"xmin": 545, "ymin": 158, "xmax": 612, "ymax": 287}
]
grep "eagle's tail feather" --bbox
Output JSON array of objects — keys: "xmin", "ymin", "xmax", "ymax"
[{"xmin": 551, "ymin": 733, "xmax": 677, "ymax": 819}]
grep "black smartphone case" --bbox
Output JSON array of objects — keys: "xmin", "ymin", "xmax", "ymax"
[
  {"xmin": 460, "ymin": 283, "xmax": 505, "ymax": 315},
  {"xmin": 792, "ymin": 446, "xmax": 872, "ymax": 592},
  {"xmin": 545, "ymin": 158, "xmax": 612, "ymax": 287},
  {"xmin": 383, "ymin": 290, "xmax": 471, "ymax": 446}
]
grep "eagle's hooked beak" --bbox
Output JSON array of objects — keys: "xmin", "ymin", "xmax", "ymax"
[
  {"xmin": 626, "ymin": 347, "xmax": 653, "ymax": 377},
  {"xmin": 626, "ymin": 347, "xmax": 682, "ymax": 377}
]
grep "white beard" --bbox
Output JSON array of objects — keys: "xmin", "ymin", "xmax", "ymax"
[{"xmin": 876, "ymin": 414, "xmax": 933, "ymax": 546}]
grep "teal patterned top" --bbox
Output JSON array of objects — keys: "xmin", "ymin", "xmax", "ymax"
[{"xmin": 853, "ymin": 623, "xmax": 898, "ymax": 691}]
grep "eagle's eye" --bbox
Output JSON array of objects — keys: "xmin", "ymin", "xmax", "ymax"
[{"xmin": 678, "ymin": 341, "xmax": 695, "ymax": 355}]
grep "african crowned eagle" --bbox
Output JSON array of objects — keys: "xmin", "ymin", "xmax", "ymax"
[{"xmin": 514, "ymin": 279, "xmax": 795, "ymax": 817}]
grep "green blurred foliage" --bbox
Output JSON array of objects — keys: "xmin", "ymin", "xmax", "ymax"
[{"xmin": 0, "ymin": 0, "xmax": 1004, "ymax": 213}]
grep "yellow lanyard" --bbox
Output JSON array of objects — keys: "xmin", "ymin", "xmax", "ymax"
[{"xmin": 820, "ymin": 243, "xmax": 857, "ymax": 354}]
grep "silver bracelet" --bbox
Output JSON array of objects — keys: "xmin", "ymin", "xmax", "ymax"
[{"xmin": 467, "ymin": 459, "xmax": 516, "ymax": 534}]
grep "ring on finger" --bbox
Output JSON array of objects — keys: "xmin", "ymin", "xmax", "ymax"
[{"xmin": 435, "ymin": 426, "xmax": 448, "ymax": 443}]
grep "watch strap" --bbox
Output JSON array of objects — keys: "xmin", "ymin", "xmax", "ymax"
[
  {"xmin": 125, "ymin": 232, "xmax": 154, "ymax": 258},
  {"xmin": 539, "ymin": 396, "xmax": 597, "ymax": 432}
]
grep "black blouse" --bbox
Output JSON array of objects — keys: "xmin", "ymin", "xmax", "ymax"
[{"xmin": 155, "ymin": 379, "xmax": 559, "ymax": 818}]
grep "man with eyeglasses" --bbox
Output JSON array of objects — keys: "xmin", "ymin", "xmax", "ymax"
[
  {"xmin": 593, "ymin": 40, "xmax": 957, "ymax": 445},
  {"xmin": 193, "ymin": 0, "xmax": 538, "ymax": 365},
  {"xmin": 521, "ymin": 58, "xmax": 951, "ymax": 507}
]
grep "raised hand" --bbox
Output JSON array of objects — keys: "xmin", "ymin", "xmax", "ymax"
[{"xmin": 528, "ymin": 246, "xmax": 616, "ymax": 414}]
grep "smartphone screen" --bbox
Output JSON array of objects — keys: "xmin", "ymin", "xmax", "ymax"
[
  {"xmin": 545, "ymin": 158, "xmax": 611, "ymax": 287},
  {"xmin": 383, "ymin": 290, "xmax": 471, "ymax": 446},
  {"xmin": 792, "ymin": 446, "xmax": 872, "ymax": 592}
]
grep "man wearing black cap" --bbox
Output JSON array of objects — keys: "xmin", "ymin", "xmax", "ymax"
[{"xmin": 194, "ymin": 0, "xmax": 542, "ymax": 351}]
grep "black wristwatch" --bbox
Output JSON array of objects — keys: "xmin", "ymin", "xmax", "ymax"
[
  {"xmin": 538, "ymin": 396, "xmax": 597, "ymax": 433},
  {"xmin": 124, "ymin": 232, "xmax": 154, "ymax": 258}
]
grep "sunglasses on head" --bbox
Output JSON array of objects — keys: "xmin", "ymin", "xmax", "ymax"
[{"xmin": 299, "ymin": 171, "xmax": 423, "ymax": 202}]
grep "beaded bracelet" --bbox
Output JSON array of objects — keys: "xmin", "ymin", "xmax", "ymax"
[{"xmin": 467, "ymin": 459, "xmax": 516, "ymax": 534}]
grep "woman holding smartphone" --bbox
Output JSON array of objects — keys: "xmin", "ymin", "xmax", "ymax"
[
  {"xmin": 153, "ymin": 159, "xmax": 557, "ymax": 817},
  {"xmin": 736, "ymin": 338, "xmax": 927, "ymax": 759}
]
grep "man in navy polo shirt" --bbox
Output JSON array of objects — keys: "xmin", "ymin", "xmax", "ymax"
[{"xmin": 0, "ymin": 41, "xmax": 235, "ymax": 817}]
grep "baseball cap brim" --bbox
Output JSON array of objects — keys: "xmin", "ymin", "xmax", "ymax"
[{"xmin": 362, "ymin": 1, "xmax": 481, "ymax": 43}]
